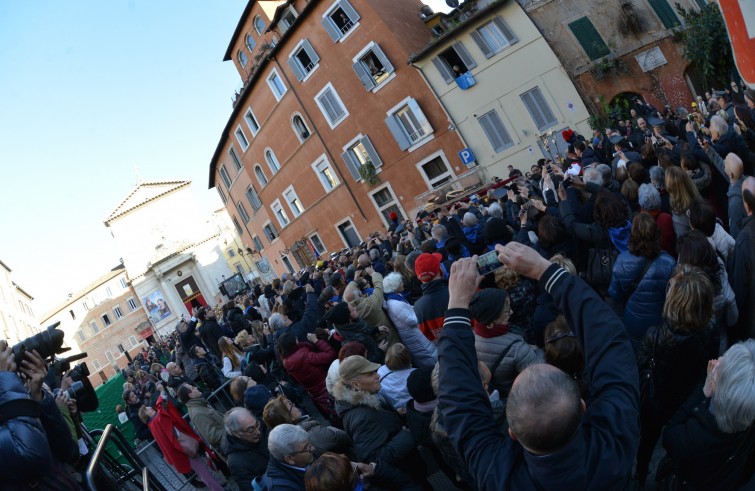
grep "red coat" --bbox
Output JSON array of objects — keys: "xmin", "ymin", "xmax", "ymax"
[
  {"xmin": 283, "ymin": 340, "xmax": 336, "ymax": 416},
  {"xmin": 147, "ymin": 396, "xmax": 203, "ymax": 473},
  {"xmin": 648, "ymin": 209, "xmax": 676, "ymax": 257}
]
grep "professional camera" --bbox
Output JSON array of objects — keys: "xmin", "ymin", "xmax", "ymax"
[
  {"xmin": 64, "ymin": 380, "xmax": 87, "ymax": 400},
  {"xmin": 12, "ymin": 322, "xmax": 67, "ymax": 367}
]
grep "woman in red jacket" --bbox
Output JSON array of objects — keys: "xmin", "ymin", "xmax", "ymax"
[
  {"xmin": 139, "ymin": 397, "xmax": 224, "ymax": 490},
  {"xmin": 278, "ymin": 331, "xmax": 337, "ymax": 418}
]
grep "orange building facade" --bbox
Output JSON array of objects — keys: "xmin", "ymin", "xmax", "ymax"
[{"xmin": 208, "ymin": 0, "xmax": 467, "ymax": 276}]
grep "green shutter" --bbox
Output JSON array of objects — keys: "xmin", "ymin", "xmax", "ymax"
[
  {"xmin": 568, "ymin": 17, "xmax": 610, "ymax": 61},
  {"xmin": 647, "ymin": 0, "xmax": 681, "ymax": 29}
]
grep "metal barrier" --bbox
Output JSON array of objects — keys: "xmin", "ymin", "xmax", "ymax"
[
  {"xmin": 135, "ymin": 440, "xmax": 192, "ymax": 491},
  {"xmin": 204, "ymin": 378, "xmax": 236, "ymax": 413}
]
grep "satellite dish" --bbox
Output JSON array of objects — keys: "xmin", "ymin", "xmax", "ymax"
[{"xmin": 446, "ymin": 0, "xmax": 460, "ymax": 8}]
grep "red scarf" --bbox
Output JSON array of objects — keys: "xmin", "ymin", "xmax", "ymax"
[{"xmin": 472, "ymin": 319, "xmax": 510, "ymax": 338}]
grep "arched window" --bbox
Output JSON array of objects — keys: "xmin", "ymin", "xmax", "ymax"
[
  {"xmin": 238, "ymin": 50, "xmax": 248, "ymax": 68},
  {"xmin": 265, "ymin": 149, "xmax": 280, "ymax": 174},
  {"xmin": 246, "ymin": 34, "xmax": 256, "ymax": 51},
  {"xmin": 292, "ymin": 114, "xmax": 311, "ymax": 141},
  {"xmin": 254, "ymin": 15, "xmax": 266, "ymax": 35},
  {"xmin": 255, "ymin": 165, "xmax": 268, "ymax": 186}
]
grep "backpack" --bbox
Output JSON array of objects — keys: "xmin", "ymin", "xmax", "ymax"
[{"xmin": 586, "ymin": 243, "xmax": 618, "ymax": 295}]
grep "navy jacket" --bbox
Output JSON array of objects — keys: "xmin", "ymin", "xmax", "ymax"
[{"xmin": 437, "ymin": 265, "xmax": 640, "ymax": 490}]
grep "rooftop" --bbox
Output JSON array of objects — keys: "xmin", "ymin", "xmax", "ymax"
[{"xmin": 104, "ymin": 180, "xmax": 191, "ymax": 225}]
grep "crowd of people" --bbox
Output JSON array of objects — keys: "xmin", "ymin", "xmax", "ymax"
[{"xmin": 3, "ymin": 87, "xmax": 754, "ymax": 491}]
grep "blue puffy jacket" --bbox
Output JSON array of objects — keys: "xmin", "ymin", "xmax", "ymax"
[{"xmin": 609, "ymin": 251, "xmax": 676, "ymax": 340}]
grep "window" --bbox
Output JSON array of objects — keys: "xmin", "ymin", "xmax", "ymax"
[
  {"xmin": 237, "ymin": 202, "xmax": 251, "ymax": 223},
  {"xmin": 246, "ymin": 185, "xmax": 263, "ymax": 211},
  {"xmin": 470, "ymin": 17, "xmax": 518, "ymax": 58},
  {"xmin": 292, "ymin": 114, "xmax": 311, "ymax": 141},
  {"xmin": 238, "ymin": 50, "xmax": 249, "ymax": 68},
  {"xmin": 228, "ymin": 248, "xmax": 236, "ymax": 257},
  {"xmin": 267, "ymin": 69, "xmax": 287, "ymax": 101},
  {"xmin": 478, "ymin": 110, "xmax": 515, "ymax": 152},
  {"xmin": 217, "ymin": 186, "xmax": 227, "ymax": 204},
  {"xmin": 315, "ymin": 83, "xmax": 349, "ymax": 128},
  {"xmin": 352, "ymin": 43, "xmax": 395, "ymax": 90},
  {"xmin": 117, "ymin": 343, "xmax": 125, "ymax": 354},
  {"xmin": 322, "ymin": 0, "xmax": 360, "ymax": 42},
  {"xmin": 92, "ymin": 359, "xmax": 101, "ymax": 371},
  {"xmin": 252, "ymin": 235, "xmax": 264, "ymax": 251},
  {"xmin": 235, "ymin": 262, "xmax": 244, "ymax": 274},
  {"xmin": 254, "ymin": 165, "xmax": 268, "ymax": 186},
  {"xmin": 244, "ymin": 108, "xmax": 260, "ymax": 136},
  {"xmin": 254, "ymin": 15, "xmax": 266, "ymax": 35},
  {"xmin": 246, "ymin": 34, "xmax": 256, "ymax": 51},
  {"xmin": 432, "ymin": 42, "xmax": 477, "ymax": 84},
  {"xmin": 385, "ymin": 98, "xmax": 433, "ymax": 150},
  {"xmin": 69, "ymin": 309, "xmax": 76, "ymax": 320},
  {"xmin": 235, "ymin": 126, "xmax": 250, "ymax": 152},
  {"xmin": 101, "ymin": 314, "xmax": 111, "ymax": 327},
  {"xmin": 288, "ymin": 40, "xmax": 320, "ymax": 81},
  {"xmin": 370, "ymin": 184, "xmax": 405, "ymax": 227},
  {"xmin": 119, "ymin": 278, "xmax": 128, "ymax": 289},
  {"xmin": 281, "ymin": 256, "xmax": 296, "ymax": 274},
  {"xmin": 271, "ymin": 200, "xmax": 290, "ymax": 228},
  {"xmin": 219, "ymin": 165, "xmax": 232, "ymax": 188},
  {"xmin": 417, "ymin": 152, "xmax": 454, "ymax": 188},
  {"xmin": 312, "ymin": 156, "xmax": 339, "ymax": 191},
  {"xmin": 106, "ymin": 350, "xmax": 116, "ymax": 364},
  {"xmin": 647, "ymin": 0, "xmax": 681, "ymax": 29},
  {"xmin": 229, "ymin": 146, "xmax": 243, "ymax": 170},
  {"xmin": 114, "ymin": 306, "xmax": 123, "ymax": 319},
  {"xmin": 263, "ymin": 222, "xmax": 278, "ymax": 243},
  {"xmin": 127, "ymin": 298, "xmax": 137, "ymax": 311},
  {"xmin": 265, "ymin": 149, "xmax": 281, "ymax": 174},
  {"xmin": 310, "ymin": 233, "xmax": 326, "ymax": 255},
  {"xmin": 280, "ymin": 6, "xmax": 298, "ymax": 33},
  {"xmin": 337, "ymin": 219, "xmax": 361, "ymax": 248},
  {"xmin": 89, "ymin": 320, "xmax": 99, "ymax": 335},
  {"xmin": 568, "ymin": 17, "xmax": 610, "ymax": 60},
  {"xmin": 232, "ymin": 216, "xmax": 243, "ymax": 236},
  {"xmin": 129, "ymin": 336, "xmax": 139, "ymax": 348},
  {"xmin": 283, "ymin": 186, "xmax": 304, "ymax": 217},
  {"xmin": 106, "ymin": 286, "xmax": 113, "ymax": 297},
  {"xmin": 342, "ymin": 135, "xmax": 383, "ymax": 181},
  {"xmin": 520, "ymin": 87, "xmax": 558, "ymax": 131},
  {"xmin": 76, "ymin": 330, "xmax": 86, "ymax": 344}
]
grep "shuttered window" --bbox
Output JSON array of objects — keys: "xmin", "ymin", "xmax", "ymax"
[
  {"xmin": 470, "ymin": 17, "xmax": 518, "ymax": 58},
  {"xmin": 237, "ymin": 202, "xmax": 251, "ymax": 224},
  {"xmin": 316, "ymin": 84, "xmax": 348, "ymax": 128},
  {"xmin": 647, "ymin": 0, "xmax": 681, "ymax": 29},
  {"xmin": 477, "ymin": 110, "xmax": 514, "ymax": 153},
  {"xmin": 568, "ymin": 17, "xmax": 610, "ymax": 61},
  {"xmin": 246, "ymin": 186, "xmax": 262, "ymax": 211},
  {"xmin": 520, "ymin": 87, "xmax": 558, "ymax": 131}
]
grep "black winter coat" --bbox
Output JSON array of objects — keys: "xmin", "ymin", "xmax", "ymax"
[
  {"xmin": 226, "ymin": 307, "xmax": 248, "ymax": 336},
  {"xmin": 221, "ymin": 432, "xmax": 269, "ymax": 491},
  {"xmin": 193, "ymin": 356, "xmax": 224, "ymax": 392},
  {"xmin": 334, "ymin": 320, "xmax": 384, "ymax": 364},
  {"xmin": 199, "ymin": 318, "xmax": 230, "ymax": 360}
]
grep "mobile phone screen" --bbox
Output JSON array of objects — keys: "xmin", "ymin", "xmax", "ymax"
[{"xmin": 476, "ymin": 250, "xmax": 504, "ymax": 276}]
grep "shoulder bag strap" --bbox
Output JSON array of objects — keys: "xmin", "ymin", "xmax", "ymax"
[
  {"xmin": 491, "ymin": 340, "xmax": 517, "ymax": 376},
  {"xmin": 625, "ymin": 257, "xmax": 655, "ymax": 301}
]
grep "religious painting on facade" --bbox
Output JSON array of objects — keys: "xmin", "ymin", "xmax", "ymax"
[{"xmin": 143, "ymin": 289, "xmax": 172, "ymax": 322}]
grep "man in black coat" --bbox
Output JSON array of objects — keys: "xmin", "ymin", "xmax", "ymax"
[
  {"xmin": 198, "ymin": 307, "xmax": 232, "ymax": 361},
  {"xmin": 221, "ymin": 407, "xmax": 269, "ymax": 491},
  {"xmin": 729, "ymin": 177, "xmax": 755, "ymax": 343}
]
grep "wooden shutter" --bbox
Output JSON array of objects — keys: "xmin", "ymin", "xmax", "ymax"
[
  {"xmin": 385, "ymin": 115, "xmax": 412, "ymax": 151},
  {"xmin": 453, "ymin": 42, "xmax": 477, "ymax": 69},
  {"xmin": 567, "ymin": 17, "xmax": 610, "ymax": 61},
  {"xmin": 432, "ymin": 57, "xmax": 455, "ymax": 84},
  {"xmin": 372, "ymin": 44, "xmax": 394, "ymax": 74},
  {"xmin": 301, "ymin": 39, "xmax": 320, "ymax": 66},
  {"xmin": 341, "ymin": 150, "xmax": 363, "ymax": 180},
  {"xmin": 493, "ymin": 17, "xmax": 518, "ymax": 45},
  {"xmin": 352, "ymin": 61, "xmax": 377, "ymax": 90},
  {"xmin": 647, "ymin": 0, "xmax": 681, "ymax": 29},
  {"xmin": 340, "ymin": 0, "xmax": 361, "ymax": 23},
  {"xmin": 321, "ymin": 17, "xmax": 341, "ymax": 41},
  {"xmin": 287, "ymin": 55, "xmax": 304, "ymax": 82},
  {"xmin": 360, "ymin": 136, "xmax": 382, "ymax": 168},
  {"xmin": 470, "ymin": 30, "xmax": 494, "ymax": 58}
]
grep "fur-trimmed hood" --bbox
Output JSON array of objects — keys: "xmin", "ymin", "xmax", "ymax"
[{"xmin": 332, "ymin": 380, "xmax": 383, "ymax": 416}]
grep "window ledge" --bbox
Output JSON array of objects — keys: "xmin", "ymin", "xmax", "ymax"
[
  {"xmin": 337, "ymin": 22, "xmax": 360, "ymax": 43},
  {"xmin": 371, "ymin": 72, "xmax": 396, "ymax": 94},
  {"xmin": 300, "ymin": 64, "xmax": 320, "ymax": 83},
  {"xmin": 406, "ymin": 134, "xmax": 435, "ymax": 153}
]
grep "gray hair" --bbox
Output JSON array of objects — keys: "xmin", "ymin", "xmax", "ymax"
[
  {"xmin": 711, "ymin": 340, "xmax": 755, "ymax": 433},
  {"xmin": 405, "ymin": 250, "xmax": 422, "ymax": 273},
  {"xmin": 382, "ymin": 272, "xmax": 404, "ymax": 294},
  {"xmin": 710, "ymin": 115, "xmax": 729, "ymax": 136},
  {"xmin": 583, "ymin": 167, "xmax": 602, "ymax": 186},
  {"xmin": 268, "ymin": 423, "xmax": 309, "ymax": 460},
  {"xmin": 368, "ymin": 248, "xmax": 380, "ymax": 261},
  {"xmin": 462, "ymin": 212, "xmax": 478, "ymax": 227},
  {"xmin": 431, "ymin": 224, "xmax": 448, "ymax": 242},
  {"xmin": 488, "ymin": 202, "xmax": 503, "ymax": 218},
  {"xmin": 675, "ymin": 107, "xmax": 689, "ymax": 119},
  {"xmin": 649, "ymin": 166, "xmax": 665, "ymax": 190},
  {"xmin": 224, "ymin": 407, "xmax": 252, "ymax": 437},
  {"xmin": 638, "ymin": 183, "xmax": 661, "ymax": 211},
  {"xmin": 597, "ymin": 164, "xmax": 612, "ymax": 187},
  {"xmin": 268, "ymin": 313, "xmax": 287, "ymax": 332}
]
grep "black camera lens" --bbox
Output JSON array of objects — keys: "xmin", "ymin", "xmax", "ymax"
[
  {"xmin": 12, "ymin": 323, "xmax": 65, "ymax": 366},
  {"xmin": 64, "ymin": 381, "xmax": 86, "ymax": 400}
]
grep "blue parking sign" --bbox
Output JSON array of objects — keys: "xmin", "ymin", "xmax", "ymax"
[{"xmin": 458, "ymin": 147, "xmax": 476, "ymax": 167}]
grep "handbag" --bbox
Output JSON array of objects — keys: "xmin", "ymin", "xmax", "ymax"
[
  {"xmin": 586, "ymin": 243, "xmax": 618, "ymax": 294},
  {"xmin": 174, "ymin": 427, "xmax": 199, "ymax": 457}
]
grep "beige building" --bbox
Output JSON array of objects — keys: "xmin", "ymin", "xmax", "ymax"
[
  {"xmin": 410, "ymin": 0, "xmax": 591, "ymax": 177},
  {"xmin": 40, "ymin": 265, "xmax": 151, "ymax": 388},
  {"xmin": 0, "ymin": 259, "xmax": 40, "ymax": 346}
]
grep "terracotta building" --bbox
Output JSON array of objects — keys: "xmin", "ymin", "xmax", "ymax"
[
  {"xmin": 519, "ymin": 0, "xmax": 705, "ymax": 116},
  {"xmin": 208, "ymin": 0, "xmax": 467, "ymax": 276}
]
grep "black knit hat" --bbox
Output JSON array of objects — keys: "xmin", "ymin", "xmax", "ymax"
[
  {"xmin": 406, "ymin": 366, "xmax": 435, "ymax": 403},
  {"xmin": 324, "ymin": 301, "xmax": 351, "ymax": 326},
  {"xmin": 485, "ymin": 217, "xmax": 512, "ymax": 245},
  {"xmin": 469, "ymin": 288, "xmax": 508, "ymax": 325}
]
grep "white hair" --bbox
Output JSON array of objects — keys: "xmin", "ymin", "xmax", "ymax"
[
  {"xmin": 583, "ymin": 167, "xmax": 602, "ymax": 186},
  {"xmin": 268, "ymin": 313, "xmax": 287, "ymax": 332},
  {"xmin": 463, "ymin": 212, "xmax": 478, "ymax": 227},
  {"xmin": 431, "ymin": 224, "xmax": 447, "ymax": 242},
  {"xmin": 382, "ymin": 272, "xmax": 404, "ymax": 294},
  {"xmin": 268, "ymin": 424, "xmax": 309, "ymax": 460},
  {"xmin": 224, "ymin": 407, "xmax": 252, "ymax": 437},
  {"xmin": 710, "ymin": 115, "xmax": 729, "ymax": 136},
  {"xmin": 711, "ymin": 340, "xmax": 755, "ymax": 433},
  {"xmin": 488, "ymin": 202, "xmax": 503, "ymax": 218}
]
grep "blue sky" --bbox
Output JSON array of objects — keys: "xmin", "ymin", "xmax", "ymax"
[{"xmin": 0, "ymin": 0, "xmax": 452, "ymax": 317}]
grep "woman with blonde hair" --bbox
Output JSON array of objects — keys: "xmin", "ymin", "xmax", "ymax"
[
  {"xmin": 219, "ymin": 336, "xmax": 244, "ymax": 378},
  {"xmin": 665, "ymin": 166, "xmax": 701, "ymax": 239}
]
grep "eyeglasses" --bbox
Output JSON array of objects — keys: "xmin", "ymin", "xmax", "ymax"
[
  {"xmin": 242, "ymin": 420, "xmax": 261, "ymax": 433},
  {"xmin": 285, "ymin": 399, "xmax": 295, "ymax": 415},
  {"xmin": 289, "ymin": 442, "xmax": 314, "ymax": 455}
]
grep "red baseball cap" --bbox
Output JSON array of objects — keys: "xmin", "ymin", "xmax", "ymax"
[{"xmin": 415, "ymin": 253, "xmax": 443, "ymax": 283}]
